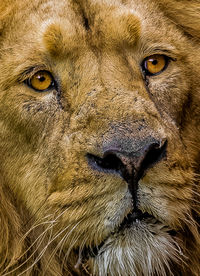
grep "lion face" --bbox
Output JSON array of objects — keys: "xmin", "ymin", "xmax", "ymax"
[{"xmin": 0, "ymin": 0, "xmax": 199, "ymax": 275}]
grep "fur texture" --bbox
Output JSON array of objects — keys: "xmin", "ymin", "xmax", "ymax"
[{"xmin": 0, "ymin": 0, "xmax": 199, "ymax": 275}]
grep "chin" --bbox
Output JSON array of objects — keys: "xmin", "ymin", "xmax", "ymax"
[{"xmin": 86, "ymin": 212, "xmax": 183, "ymax": 276}]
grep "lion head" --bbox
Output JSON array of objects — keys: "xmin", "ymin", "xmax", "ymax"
[{"xmin": 0, "ymin": 0, "xmax": 199, "ymax": 275}]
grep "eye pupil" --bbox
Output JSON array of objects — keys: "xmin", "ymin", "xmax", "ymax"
[
  {"xmin": 152, "ymin": 60, "xmax": 158, "ymax": 65},
  {"xmin": 38, "ymin": 76, "xmax": 46, "ymax": 82}
]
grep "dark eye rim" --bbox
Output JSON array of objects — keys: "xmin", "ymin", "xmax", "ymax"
[
  {"xmin": 141, "ymin": 55, "xmax": 171, "ymax": 77},
  {"xmin": 24, "ymin": 70, "xmax": 57, "ymax": 92}
]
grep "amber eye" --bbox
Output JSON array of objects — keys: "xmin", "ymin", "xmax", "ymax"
[
  {"xmin": 142, "ymin": 54, "xmax": 169, "ymax": 76},
  {"xmin": 26, "ymin": 70, "xmax": 55, "ymax": 92}
]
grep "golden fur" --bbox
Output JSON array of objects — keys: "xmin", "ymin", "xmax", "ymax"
[{"xmin": 0, "ymin": 0, "xmax": 200, "ymax": 275}]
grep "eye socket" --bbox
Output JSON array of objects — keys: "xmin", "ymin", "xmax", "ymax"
[
  {"xmin": 25, "ymin": 70, "xmax": 55, "ymax": 92},
  {"xmin": 142, "ymin": 54, "xmax": 169, "ymax": 76}
]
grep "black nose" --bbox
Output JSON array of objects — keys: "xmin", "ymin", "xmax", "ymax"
[
  {"xmin": 87, "ymin": 139, "xmax": 167, "ymax": 205},
  {"xmin": 87, "ymin": 139, "xmax": 167, "ymax": 180}
]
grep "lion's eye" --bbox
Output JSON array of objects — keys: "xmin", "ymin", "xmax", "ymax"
[
  {"xmin": 142, "ymin": 54, "xmax": 169, "ymax": 76},
  {"xmin": 25, "ymin": 70, "xmax": 55, "ymax": 92}
]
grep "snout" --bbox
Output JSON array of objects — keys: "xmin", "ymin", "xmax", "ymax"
[{"xmin": 87, "ymin": 132, "xmax": 167, "ymax": 208}]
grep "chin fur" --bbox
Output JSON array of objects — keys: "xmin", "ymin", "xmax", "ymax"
[{"xmin": 87, "ymin": 221, "xmax": 189, "ymax": 276}]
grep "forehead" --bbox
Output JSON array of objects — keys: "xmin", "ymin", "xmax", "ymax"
[
  {"xmin": 40, "ymin": 0, "xmax": 142, "ymax": 55},
  {"xmin": 3, "ymin": 0, "xmax": 162, "ymax": 51}
]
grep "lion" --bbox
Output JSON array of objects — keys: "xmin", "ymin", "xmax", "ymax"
[{"xmin": 0, "ymin": 0, "xmax": 199, "ymax": 275}]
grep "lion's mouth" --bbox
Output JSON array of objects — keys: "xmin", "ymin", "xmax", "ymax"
[
  {"xmin": 117, "ymin": 209, "xmax": 154, "ymax": 230},
  {"xmin": 81, "ymin": 209, "xmax": 177, "ymax": 259}
]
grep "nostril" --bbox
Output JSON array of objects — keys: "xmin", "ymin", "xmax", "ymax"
[
  {"xmin": 87, "ymin": 153, "xmax": 124, "ymax": 175},
  {"xmin": 138, "ymin": 140, "xmax": 167, "ymax": 179}
]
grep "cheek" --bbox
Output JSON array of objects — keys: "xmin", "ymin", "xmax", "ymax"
[
  {"xmin": 148, "ymin": 69, "xmax": 189, "ymax": 123},
  {"xmin": 46, "ymin": 180, "xmax": 131, "ymax": 248},
  {"xmin": 0, "ymin": 92, "xmax": 67, "ymax": 216},
  {"xmin": 138, "ymin": 166, "xmax": 194, "ymax": 227},
  {"xmin": 1, "ymin": 148, "xmax": 49, "ymax": 215}
]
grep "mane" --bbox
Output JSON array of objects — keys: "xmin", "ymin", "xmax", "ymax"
[
  {"xmin": 0, "ymin": 176, "xmax": 23, "ymax": 273},
  {"xmin": 158, "ymin": 0, "xmax": 200, "ymax": 41}
]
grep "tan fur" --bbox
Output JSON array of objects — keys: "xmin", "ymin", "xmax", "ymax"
[{"xmin": 0, "ymin": 0, "xmax": 199, "ymax": 275}]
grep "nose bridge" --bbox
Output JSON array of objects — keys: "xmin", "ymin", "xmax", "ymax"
[
  {"xmin": 88, "ymin": 83, "xmax": 160, "ymax": 129},
  {"xmin": 72, "ymin": 74, "xmax": 164, "ymax": 147},
  {"xmin": 103, "ymin": 130, "xmax": 164, "ymax": 156},
  {"xmin": 94, "ymin": 53, "xmax": 158, "ymax": 125}
]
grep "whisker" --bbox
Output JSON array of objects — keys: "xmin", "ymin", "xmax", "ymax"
[
  {"xmin": 2, "ymin": 207, "xmax": 70, "ymax": 275},
  {"xmin": 15, "ymin": 208, "xmax": 76, "ymax": 275},
  {"xmin": 44, "ymin": 219, "xmax": 84, "ymax": 272}
]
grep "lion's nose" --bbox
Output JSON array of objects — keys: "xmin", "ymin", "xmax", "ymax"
[
  {"xmin": 87, "ymin": 139, "xmax": 167, "ymax": 184},
  {"xmin": 87, "ymin": 138, "xmax": 167, "ymax": 208}
]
